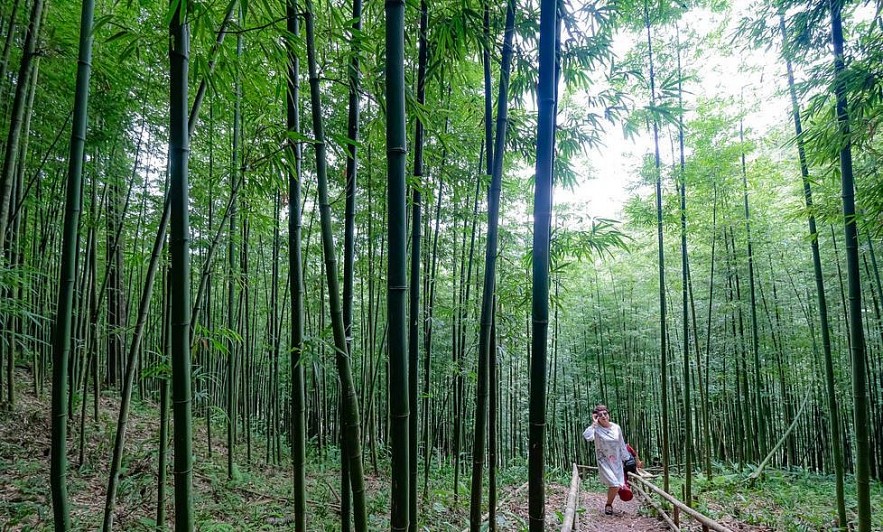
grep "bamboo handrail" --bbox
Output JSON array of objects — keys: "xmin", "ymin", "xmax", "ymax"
[
  {"xmin": 577, "ymin": 463, "xmax": 662, "ymax": 476},
  {"xmin": 632, "ymin": 479, "xmax": 679, "ymax": 531},
  {"xmin": 629, "ymin": 474, "xmax": 734, "ymax": 532},
  {"xmin": 561, "ymin": 463, "xmax": 581, "ymax": 532}
]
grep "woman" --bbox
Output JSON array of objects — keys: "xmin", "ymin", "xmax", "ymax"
[{"xmin": 583, "ymin": 404, "xmax": 642, "ymax": 515}]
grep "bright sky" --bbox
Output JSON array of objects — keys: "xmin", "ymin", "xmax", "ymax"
[{"xmin": 556, "ymin": 3, "xmax": 789, "ymax": 220}]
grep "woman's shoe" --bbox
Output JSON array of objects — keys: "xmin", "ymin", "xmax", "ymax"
[{"xmin": 604, "ymin": 504, "xmax": 613, "ymax": 515}]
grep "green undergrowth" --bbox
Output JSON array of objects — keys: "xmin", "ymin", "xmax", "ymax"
[
  {"xmin": 6, "ymin": 374, "xmax": 882, "ymax": 531},
  {"xmin": 0, "ymin": 372, "xmax": 552, "ymax": 530},
  {"xmin": 662, "ymin": 467, "xmax": 883, "ymax": 531}
]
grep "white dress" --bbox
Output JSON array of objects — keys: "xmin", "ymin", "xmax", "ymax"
[{"xmin": 583, "ymin": 422, "xmax": 630, "ymax": 487}]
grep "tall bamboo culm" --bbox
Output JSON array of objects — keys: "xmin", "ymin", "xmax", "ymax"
[
  {"xmin": 49, "ymin": 0, "xmax": 94, "ymax": 527},
  {"xmin": 779, "ymin": 13, "xmax": 847, "ymax": 528},
  {"xmin": 528, "ymin": 0, "xmax": 557, "ymax": 526},
  {"xmin": 830, "ymin": 2, "xmax": 871, "ymax": 530},
  {"xmin": 303, "ymin": 0, "xmax": 368, "ymax": 527},
  {"xmin": 286, "ymin": 2, "xmax": 307, "ymax": 529},
  {"xmin": 386, "ymin": 0, "xmax": 410, "ymax": 524},
  {"xmin": 169, "ymin": 1, "xmax": 195, "ymax": 528}
]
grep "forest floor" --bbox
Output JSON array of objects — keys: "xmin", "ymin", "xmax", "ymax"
[
  {"xmin": 3, "ymin": 369, "xmax": 883, "ymax": 530},
  {"xmin": 570, "ymin": 481, "xmax": 766, "ymax": 531},
  {"xmin": 575, "ymin": 489, "xmax": 668, "ymax": 531}
]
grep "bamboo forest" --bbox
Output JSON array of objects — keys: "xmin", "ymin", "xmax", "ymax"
[{"xmin": 3, "ymin": 0, "xmax": 883, "ymax": 529}]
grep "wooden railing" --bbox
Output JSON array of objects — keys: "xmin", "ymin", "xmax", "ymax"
[
  {"xmin": 626, "ymin": 474, "xmax": 733, "ymax": 532},
  {"xmin": 562, "ymin": 464, "xmax": 734, "ymax": 532},
  {"xmin": 561, "ymin": 463, "xmax": 581, "ymax": 532}
]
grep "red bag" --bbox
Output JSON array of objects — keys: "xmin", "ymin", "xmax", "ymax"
[{"xmin": 618, "ymin": 484, "xmax": 633, "ymax": 502}]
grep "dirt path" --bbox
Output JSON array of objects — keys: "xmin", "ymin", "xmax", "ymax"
[{"xmin": 577, "ymin": 490, "xmax": 669, "ymax": 531}]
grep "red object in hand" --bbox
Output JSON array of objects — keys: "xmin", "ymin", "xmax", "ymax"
[{"xmin": 618, "ymin": 484, "xmax": 633, "ymax": 502}]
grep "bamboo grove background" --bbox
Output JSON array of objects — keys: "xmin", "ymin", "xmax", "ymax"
[{"xmin": 0, "ymin": 0, "xmax": 882, "ymax": 528}]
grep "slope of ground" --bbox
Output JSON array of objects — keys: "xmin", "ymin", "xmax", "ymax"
[{"xmin": 3, "ymin": 369, "xmax": 883, "ymax": 531}]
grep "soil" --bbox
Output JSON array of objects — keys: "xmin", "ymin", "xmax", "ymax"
[
  {"xmin": 490, "ymin": 477, "xmax": 672, "ymax": 530},
  {"xmin": 576, "ymin": 489, "xmax": 670, "ymax": 531}
]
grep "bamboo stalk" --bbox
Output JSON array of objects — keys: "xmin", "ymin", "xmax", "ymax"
[{"xmin": 748, "ymin": 391, "xmax": 811, "ymax": 485}]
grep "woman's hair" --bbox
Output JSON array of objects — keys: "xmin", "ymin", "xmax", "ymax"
[{"xmin": 593, "ymin": 404, "xmax": 608, "ymax": 415}]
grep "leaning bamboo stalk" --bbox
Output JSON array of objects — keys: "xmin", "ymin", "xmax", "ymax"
[
  {"xmin": 748, "ymin": 391, "xmax": 811, "ymax": 485},
  {"xmin": 303, "ymin": 0, "xmax": 367, "ymax": 526},
  {"xmin": 561, "ymin": 463, "xmax": 581, "ymax": 532},
  {"xmin": 632, "ymin": 480, "xmax": 679, "ymax": 531},
  {"xmin": 102, "ymin": 194, "xmax": 170, "ymax": 531},
  {"xmin": 629, "ymin": 476, "xmax": 733, "ymax": 532}
]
